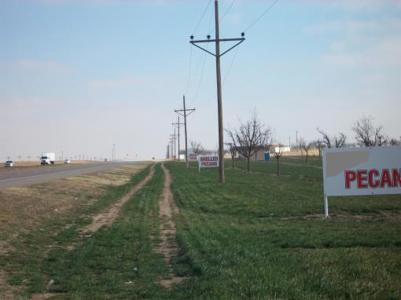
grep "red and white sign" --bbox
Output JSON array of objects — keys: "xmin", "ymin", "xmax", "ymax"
[
  {"xmin": 323, "ymin": 146, "xmax": 401, "ymax": 197},
  {"xmin": 189, "ymin": 153, "xmax": 198, "ymax": 161},
  {"xmin": 198, "ymin": 155, "xmax": 219, "ymax": 169},
  {"xmin": 322, "ymin": 146, "xmax": 401, "ymax": 217}
]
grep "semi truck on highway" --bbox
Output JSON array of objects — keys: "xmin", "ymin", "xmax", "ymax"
[{"xmin": 41, "ymin": 153, "xmax": 55, "ymax": 165}]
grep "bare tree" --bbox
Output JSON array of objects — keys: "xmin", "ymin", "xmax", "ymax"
[
  {"xmin": 389, "ymin": 137, "xmax": 401, "ymax": 146},
  {"xmin": 352, "ymin": 117, "xmax": 387, "ymax": 147},
  {"xmin": 225, "ymin": 143, "xmax": 237, "ymax": 169},
  {"xmin": 273, "ymin": 147, "xmax": 283, "ymax": 176},
  {"xmin": 298, "ymin": 138, "xmax": 313, "ymax": 163},
  {"xmin": 317, "ymin": 128, "xmax": 346, "ymax": 148},
  {"xmin": 190, "ymin": 141, "xmax": 204, "ymax": 156},
  {"xmin": 314, "ymin": 139, "xmax": 324, "ymax": 158},
  {"xmin": 226, "ymin": 114, "xmax": 271, "ymax": 172}
]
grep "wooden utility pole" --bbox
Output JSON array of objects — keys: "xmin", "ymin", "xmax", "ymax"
[
  {"xmin": 190, "ymin": 0, "xmax": 245, "ymax": 183},
  {"xmin": 214, "ymin": 0, "xmax": 224, "ymax": 183},
  {"xmin": 175, "ymin": 96, "xmax": 195, "ymax": 168},
  {"xmin": 170, "ymin": 133, "xmax": 176, "ymax": 160},
  {"xmin": 172, "ymin": 116, "xmax": 183, "ymax": 161}
]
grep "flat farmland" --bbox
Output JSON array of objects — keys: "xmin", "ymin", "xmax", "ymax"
[
  {"xmin": 169, "ymin": 157, "xmax": 401, "ymax": 298},
  {"xmin": 0, "ymin": 158, "xmax": 400, "ymax": 299}
]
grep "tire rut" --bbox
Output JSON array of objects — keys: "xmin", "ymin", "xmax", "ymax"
[
  {"xmin": 158, "ymin": 163, "xmax": 187, "ymax": 289},
  {"xmin": 81, "ymin": 164, "xmax": 155, "ymax": 236}
]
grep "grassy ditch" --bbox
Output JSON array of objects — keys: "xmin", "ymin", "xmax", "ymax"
[
  {"xmin": 168, "ymin": 160, "xmax": 401, "ymax": 299},
  {"xmin": 0, "ymin": 164, "xmax": 152, "ymax": 298},
  {"xmin": 34, "ymin": 164, "xmax": 169, "ymax": 299}
]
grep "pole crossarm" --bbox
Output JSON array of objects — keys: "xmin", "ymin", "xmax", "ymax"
[
  {"xmin": 174, "ymin": 96, "xmax": 196, "ymax": 168},
  {"xmin": 175, "ymin": 109, "xmax": 195, "ymax": 117},
  {"xmin": 190, "ymin": 37, "xmax": 245, "ymax": 57},
  {"xmin": 189, "ymin": 0, "xmax": 246, "ymax": 183}
]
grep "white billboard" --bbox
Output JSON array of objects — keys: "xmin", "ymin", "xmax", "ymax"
[
  {"xmin": 198, "ymin": 155, "xmax": 219, "ymax": 170},
  {"xmin": 322, "ymin": 146, "xmax": 401, "ymax": 216},
  {"xmin": 188, "ymin": 153, "xmax": 198, "ymax": 161}
]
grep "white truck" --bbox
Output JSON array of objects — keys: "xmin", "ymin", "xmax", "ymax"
[{"xmin": 40, "ymin": 153, "xmax": 56, "ymax": 165}]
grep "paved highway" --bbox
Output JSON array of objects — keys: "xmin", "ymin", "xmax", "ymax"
[{"xmin": 0, "ymin": 162, "xmax": 138, "ymax": 188}]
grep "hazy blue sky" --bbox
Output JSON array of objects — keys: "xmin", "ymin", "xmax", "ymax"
[{"xmin": 1, "ymin": 0, "xmax": 400, "ymax": 160}]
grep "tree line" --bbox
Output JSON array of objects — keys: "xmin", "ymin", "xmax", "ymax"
[{"xmin": 224, "ymin": 114, "xmax": 400, "ymax": 173}]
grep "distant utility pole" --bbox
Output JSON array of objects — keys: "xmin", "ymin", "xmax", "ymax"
[
  {"xmin": 175, "ymin": 95, "xmax": 195, "ymax": 168},
  {"xmin": 112, "ymin": 144, "xmax": 116, "ymax": 161},
  {"xmin": 172, "ymin": 116, "xmax": 183, "ymax": 161},
  {"xmin": 170, "ymin": 132, "xmax": 176, "ymax": 160},
  {"xmin": 190, "ymin": 0, "xmax": 245, "ymax": 183}
]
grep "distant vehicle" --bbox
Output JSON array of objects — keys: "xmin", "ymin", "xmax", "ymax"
[
  {"xmin": 41, "ymin": 153, "xmax": 55, "ymax": 165},
  {"xmin": 64, "ymin": 159, "xmax": 71, "ymax": 164},
  {"xmin": 4, "ymin": 160, "xmax": 14, "ymax": 167}
]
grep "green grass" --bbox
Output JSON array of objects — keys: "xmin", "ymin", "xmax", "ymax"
[
  {"xmin": 2, "ymin": 159, "xmax": 401, "ymax": 299},
  {"xmin": 166, "ymin": 160, "xmax": 401, "ymax": 299},
  {"xmin": 39, "ymin": 164, "xmax": 170, "ymax": 299},
  {"xmin": 0, "ymin": 165, "xmax": 152, "ymax": 299}
]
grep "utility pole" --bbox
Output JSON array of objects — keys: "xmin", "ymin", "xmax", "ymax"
[
  {"xmin": 190, "ymin": 0, "xmax": 245, "ymax": 183},
  {"xmin": 175, "ymin": 95, "xmax": 195, "ymax": 168},
  {"xmin": 169, "ymin": 135, "xmax": 174, "ymax": 160},
  {"xmin": 171, "ymin": 123, "xmax": 177, "ymax": 159},
  {"xmin": 112, "ymin": 144, "xmax": 116, "ymax": 161},
  {"xmin": 172, "ymin": 116, "xmax": 183, "ymax": 161}
]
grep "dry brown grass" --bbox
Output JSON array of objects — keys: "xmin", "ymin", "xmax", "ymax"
[{"xmin": 0, "ymin": 163, "xmax": 149, "ymax": 252}]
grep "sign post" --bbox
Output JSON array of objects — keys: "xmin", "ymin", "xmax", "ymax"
[{"xmin": 322, "ymin": 146, "xmax": 401, "ymax": 218}]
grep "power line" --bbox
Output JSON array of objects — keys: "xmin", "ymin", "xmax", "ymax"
[
  {"xmin": 243, "ymin": 0, "xmax": 280, "ymax": 33},
  {"xmin": 207, "ymin": 1, "xmax": 215, "ymax": 36},
  {"xmin": 185, "ymin": 0, "xmax": 213, "ymax": 101},
  {"xmin": 223, "ymin": 45, "xmax": 240, "ymax": 84},
  {"xmin": 193, "ymin": 52, "xmax": 208, "ymax": 102},
  {"xmin": 185, "ymin": 45, "xmax": 193, "ymax": 95},
  {"xmin": 220, "ymin": 0, "xmax": 236, "ymax": 23},
  {"xmin": 192, "ymin": 0, "xmax": 213, "ymax": 35}
]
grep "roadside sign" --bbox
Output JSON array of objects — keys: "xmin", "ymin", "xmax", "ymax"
[
  {"xmin": 189, "ymin": 153, "xmax": 198, "ymax": 161},
  {"xmin": 198, "ymin": 155, "xmax": 219, "ymax": 172},
  {"xmin": 322, "ymin": 146, "xmax": 401, "ymax": 217}
]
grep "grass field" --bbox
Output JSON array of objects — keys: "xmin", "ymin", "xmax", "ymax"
[
  {"xmin": 168, "ymin": 157, "xmax": 401, "ymax": 299},
  {"xmin": 1, "ymin": 158, "xmax": 400, "ymax": 299},
  {"xmin": 0, "ymin": 164, "xmax": 151, "ymax": 298}
]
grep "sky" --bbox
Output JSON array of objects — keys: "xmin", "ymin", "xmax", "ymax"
[{"xmin": 1, "ymin": 0, "xmax": 400, "ymax": 161}]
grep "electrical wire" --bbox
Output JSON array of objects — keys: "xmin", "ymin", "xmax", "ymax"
[
  {"xmin": 192, "ymin": 0, "xmax": 213, "ymax": 35},
  {"xmin": 207, "ymin": 2, "xmax": 215, "ymax": 37},
  {"xmin": 220, "ymin": 0, "xmax": 237, "ymax": 24},
  {"xmin": 186, "ymin": 0, "xmax": 212, "ymax": 97},
  {"xmin": 243, "ymin": 0, "xmax": 280, "ymax": 33},
  {"xmin": 223, "ymin": 46, "xmax": 240, "ymax": 84},
  {"xmin": 192, "ymin": 51, "xmax": 208, "ymax": 102},
  {"xmin": 185, "ymin": 45, "xmax": 193, "ymax": 95}
]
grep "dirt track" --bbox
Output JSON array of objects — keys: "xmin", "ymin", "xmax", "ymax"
[
  {"xmin": 81, "ymin": 165, "xmax": 155, "ymax": 235},
  {"xmin": 158, "ymin": 164, "xmax": 186, "ymax": 288}
]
